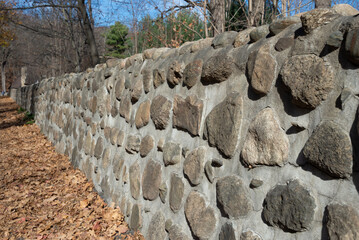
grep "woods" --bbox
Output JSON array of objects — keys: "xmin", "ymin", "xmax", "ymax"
[{"xmin": 0, "ymin": 0, "xmax": 358, "ymax": 94}]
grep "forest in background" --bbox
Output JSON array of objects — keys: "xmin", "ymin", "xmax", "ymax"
[{"xmin": 0, "ymin": 0, "xmax": 358, "ymax": 94}]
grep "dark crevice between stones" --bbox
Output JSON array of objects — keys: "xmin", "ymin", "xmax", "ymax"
[
  {"xmin": 294, "ymin": 27, "xmax": 306, "ymax": 39},
  {"xmin": 321, "ymin": 206, "xmax": 330, "ymax": 240},
  {"xmin": 286, "ymin": 125, "xmax": 305, "ymax": 135},
  {"xmin": 338, "ymin": 37, "xmax": 358, "ymax": 70},
  {"xmin": 216, "ymin": 198, "xmax": 229, "ymax": 219},
  {"xmin": 350, "ymin": 109, "xmax": 359, "ymax": 193}
]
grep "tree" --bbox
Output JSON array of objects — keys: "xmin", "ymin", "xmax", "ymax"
[{"xmin": 105, "ymin": 21, "xmax": 131, "ymax": 58}]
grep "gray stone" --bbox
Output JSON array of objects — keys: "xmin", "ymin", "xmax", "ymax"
[
  {"xmin": 250, "ymin": 179, "xmax": 263, "ymax": 188},
  {"xmin": 113, "ymin": 155, "xmax": 125, "ymax": 181},
  {"xmin": 247, "ymin": 45, "xmax": 277, "ymax": 95},
  {"xmin": 83, "ymin": 131, "xmax": 92, "ymax": 155},
  {"xmin": 94, "ymin": 137, "xmax": 104, "ymax": 159},
  {"xmin": 140, "ymin": 135, "xmax": 154, "ymax": 157},
  {"xmin": 167, "ymin": 60, "xmax": 184, "ymax": 86},
  {"xmin": 142, "ymin": 159, "xmax": 162, "ymax": 200},
  {"xmin": 101, "ymin": 148, "xmax": 112, "ymax": 169},
  {"xmin": 303, "ymin": 121, "xmax": 352, "ymax": 179},
  {"xmin": 131, "ymin": 79, "xmax": 143, "ymax": 103},
  {"xmin": 153, "ymin": 69, "xmax": 166, "ymax": 88},
  {"xmin": 217, "ymin": 175, "xmax": 252, "ymax": 219},
  {"xmin": 183, "ymin": 147, "xmax": 205, "ymax": 186},
  {"xmin": 126, "ymin": 135, "xmax": 141, "ymax": 154},
  {"xmin": 142, "ymin": 68, "xmax": 152, "ymax": 93},
  {"xmin": 240, "ymin": 231, "xmax": 262, "ymax": 240},
  {"xmin": 129, "ymin": 162, "xmax": 141, "ymax": 200},
  {"xmin": 327, "ymin": 30, "xmax": 344, "ymax": 48},
  {"xmin": 163, "ymin": 142, "xmax": 182, "ymax": 166},
  {"xmin": 326, "ymin": 203, "xmax": 359, "ymax": 240},
  {"xmin": 110, "ymin": 128, "xmax": 118, "ymax": 145},
  {"xmin": 115, "ymin": 76, "xmax": 125, "ymax": 100},
  {"xmin": 201, "ymin": 53, "xmax": 234, "ymax": 84},
  {"xmin": 212, "ymin": 31, "xmax": 238, "ymax": 48},
  {"xmin": 143, "ymin": 48, "xmax": 156, "ymax": 59},
  {"xmin": 173, "ymin": 95, "xmax": 203, "ymax": 136},
  {"xmin": 135, "ymin": 100, "xmax": 150, "ymax": 129},
  {"xmin": 250, "ymin": 25, "xmax": 270, "ymax": 42},
  {"xmin": 165, "ymin": 219, "xmax": 172, "ymax": 231},
  {"xmin": 126, "ymin": 201, "xmax": 132, "ymax": 217},
  {"xmin": 191, "ymin": 38, "xmax": 213, "ymax": 52},
  {"xmin": 157, "ymin": 138, "xmax": 165, "ymax": 152},
  {"xmin": 104, "ymin": 127, "xmax": 111, "ymax": 139},
  {"xmin": 130, "ymin": 204, "xmax": 142, "ymax": 230},
  {"xmin": 204, "ymin": 92, "xmax": 243, "ymax": 158},
  {"xmin": 184, "ymin": 191, "xmax": 216, "ymax": 239},
  {"xmin": 147, "ymin": 212, "xmax": 166, "ymax": 240},
  {"xmin": 119, "ymin": 94, "xmax": 132, "ymax": 122},
  {"xmin": 263, "ymin": 180, "xmax": 315, "ymax": 232},
  {"xmin": 106, "ymin": 58, "xmax": 120, "ymax": 68},
  {"xmin": 169, "ymin": 173, "xmax": 184, "ymax": 213},
  {"xmin": 300, "ymin": 8, "xmax": 340, "ymax": 34},
  {"xmin": 168, "ymin": 225, "xmax": 191, "ymax": 240},
  {"xmin": 275, "ymin": 37, "xmax": 295, "ymax": 52},
  {"xmin": 345, "ymin": 28, "xmax": 359, "ymax": 65},
  {"xmin": 333, "ymin": 4, "xmax": 359, "ymax": 16},
  {"xmin": 269, "ymin": 16, "xmax": 300, "ymax": 35},
  {"xmin": 219, "ymin": 222, "xmax": 236, "ymax": 240},
  {"xmin": 241, "ymin": 108, "xmax": 289, "ymax": 167},
  {"xmin": 150, "ymin": 95, "xmax": 172, "ymax": 129},
  {"xmin": 183, "ymin": 59, "xmax": 203, "ymax": 88},
  {"xmin": 205, "ymin": 161, "xmax": 215, "ymax": 183},
  {"xmin": 117, "ymin": 131, "xmax": 125, "ymax": 146},
  {"xmin": 281, "ymin": 54, "xmax": 335, "ymax": 109},
  {"xmin": 234, "ymin": 28, "xmax": 254, "ymax": 48},
  {"xmin": 159, "ymin": 182, "xmax": 167, "ymax": 203}
]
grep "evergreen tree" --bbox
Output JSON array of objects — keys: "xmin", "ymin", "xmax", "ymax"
[{"xmin": 105, "ymin": 21, "xmax": 131, "ymax": 58}]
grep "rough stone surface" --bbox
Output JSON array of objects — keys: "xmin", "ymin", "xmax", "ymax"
[
  {"xmin": 204, "ymin": 92, "xmax": 243, "ymax": 158},
  {"xmin": 281, "ymin": 54, "xmax": 335, "ymax": 109},
  {"xmin": 204, "ymin": 161, "xmax": 214, "ymax": 183},
  {"xmin": 201, "ymin": 53, "xmax": 234, "ymax": 84},
  {"xmin": 234, "ymin": 28, "xmax": 254, "ymax": 48},
  {"xmin": 345, "ymin": 28, "xmax": 359, "ymax": 65},
  {"xmin": 263, "ymin": 180, "xmax": 315, "ymax": 232},
  {"xmin": 190, "ymin": 37, "xmax": 213, "ymax": 52},
  {"xmin": 326, "ymin": 204, "xmax": 359, "ymax": 240},
  {"xmin": 183, "ymin": 147, "xmax": 205, "ymax": 186},
  {"xmin": 131, "ymin": 79, "xmax": 143, "ymax": 103},
  {"xmin": 303, "ymin": 121, "xmax": 352, "ymax": 179},
  {"xmin": 110, "ymin": 128, "xmax": 118, "ymax": 145},
  {"xmin": 126, "ymin": 135, "xmax": 141, "ymax": 154},
  {"xmin": 240, "ymin": 231, "xmax": 262, "ymax": 240},
  {"xmin": 241, "ymin": 108, "xmax": 289, "ymax": 167},
  {"xmin": 130, "ymin": 204, "xmax": 142, "ymax": 230},
  {"xmin": 333, "ymin": 4, "xmax": 359, "ymax": 16},
  {"xmin": 117, "ymin": 131, "xmax": 125, "ymax": 146},
  {"xmin": 168, "ymin": 225, "xmax": 191, "ymax": 240},
  {"xmin": 94, "ymin": 137, "xmax": 104, "ymax": 159},
  {"xmin": 247, "ymin": 46, "xmax": 277, "ymax": 95},
  {"xmin": 115, "ymin": 76, "xmax": 125, "ymax": 100},
  {"xmin": 119, "ymin": 94, "xmax": 132, "ymax": 122},
  {"xmin": 129, "ymin": 162, "xmax": 141, "ymax": 200},
  {"xmin": 167, "ymin": 60, "xmax": 184, "ymax": 86},
  {"xmin": 147, "ymin": 212, "xmax": 166, "ymax": 240},
  {"xmin": 275, "ymin": 37, "xmax": 295, "ymax": 52},
  {"xmin": 269, "ymin": 16, "xmax": 300, "ymax": 35},
  {"xmin": 250, "ymin": 25, "xmax": 270, "ymax": 42},
  {"xmin": 142, "ymin": 68, "xmax": 152, "ymax": 93},
  {"xmin": 327, "ymin": 30, "xmax": 344, "ymax": 48},
  {"xmin": 219, "ymin": 222, "xmax": 236, "ymax": 240},
  {"xmin": 159, "ymin": 182, "xmax": 167, "ymax": 203},
  {"xmin": 135, "ymin": 100, "xmax": 151, "ymax": 129},
  {"xmin": 142, "ymin": 159, "xmax": 162, "ymax": 200},
  {"xmin": 250, "ymin": 179, "xmax": 263, "ymax": 188},
  {"xmin": 184, "ymin": 191, "xmax": 216, "ymax": 239},
  {"xmin": 183, "ymin": 59, "xmax": 203, "ymax": 88},
  {"xmin": 139, "ymin": 135, "xmax": 154, "ymax": 157},
  {"xmin": 163, "ymin": 142, "xmax": 182, "ymax": 166},
  {"xmin": 153, "ymin": 69, "xmax": 166, "ymax": 88},
  {"xmin": 217, "ymin": 175, "xmax": 252, "ymax": 219},
  {"xmin": 169, "ymin": 173, "xmax": 184, "ymax": 213},
  {"xmin": 113, "ymin": 156, "xmax": 125, "ymax": 181},
  {"xmin": 101, "ymin": 148, "xmax": 111, "ymax": 169},
  {"xmin": 212, "ymin": 31, "xmax": 238, "ymax": 48},
  {"xmin": 173, "ymin": 95, "xmax": 203, "ymax": 136},
  {"xmin": 150, "ymin": 95, "xmax": 172, "ymax": 129},
  {"xmin": 300, "ymin": 8, "xmax": 340, "ymax": 34}
]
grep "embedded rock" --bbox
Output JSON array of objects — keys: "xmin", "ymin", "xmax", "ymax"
[
  {"xmin": 173, "ymin": 95, "xmax": 203, "ymax": 136},
  {"xmin": 303, "ymin": 121, "xmax": 352, "ymax": 179},
  {"xmin": 241, "ymin": 108, "xmax": 289, "ymax": 167},
  {"xmin": 140, "ymin": 135, "xmax": 154, "ymax": 157},
  {"xmin": 204, "ymin": 92, "xmax": 243, "ymax": 158},
  {"xmin": 110, "ymin": 128, "xmax": 119, "ymax": 145},
  {"xmin": 183, "ymin": 59, "xmax": 203, "ymax": 88},
  {"xmin": 240, "ymin": 231, "xmax": 262, "ymax": 240},
  {"xmin": 191, "ymin": 37, "xmax": 213, "ymax": 52},
  {"xmin": 247, "ymin": 46, "xmax": 277, "ymax": 95},
  {"xmin": 135, "ymin": 100, "xmax": 151, "ymax": 129},
  {"xmin": 300, "ymin": 8, "xmax": 340, "ymax": 34},
  {"xmin": 184, "ymin": 191, "xmax": 216, "ymax": 239},
  {"xmin": 212, "ymin": 31, "xmax": 238, "ymax": 48},
  {"xmin": 163, "ymin": 142, "xmax": 182, "ymax": 166},
  {"xmin": 94, "ymin": 137, "xmax": 104, "ymax": 159},
  {"xmin": 142, "ymin": 68, "xmax": 152, "ymax": 93},
  {"xmin": 234, "ymin": 28, "xmax": 254, "ymax": 48},
  {"xmin": 250, "ymin": 179, "xmax": 263, "ymax": 188},
  {"xmin": 250, "ymin": 25, "xmax": 270, "ymax": 42},
  {"xmin": 153, "ymin": 69, "xmax": 166, "ymax": 88},
  {"xmin": 269, "ymin": 16, "xmax": 300, "ymax": 35},
  {"xmin": 126, "ymin": 135, "xmax": 141, "ymax": 154},
  {"xmin": 115, "ymin": 76, "xmax": 125, "ymax": 100},
  {"xmin": 262, "ymin": 180, "xmax": 315, "ymax": 232},
  {"xmin": 326, "ymin": 204, "xmax": 359, "ymax": 240},
  {"xmin": 130, "ymin": 204, "xmax": 142, "ymax": 230},
  {"xmin": 183, "ymin": 147, "xmax": 205, "ymax": 186},
  {"xmin": 142, "ymin": 159, "xmax": 162, "ymax": 200},
  {"xmin": 119, "ymin": 94, "xmax": 132, "ymax": 122},
  {"xmin": 168, "ymin": 225, "xmax": 191, "ymax": 240},
  {"xmin": 216, "ymin": 175, "xmax": 252, "ymax": 218},
  {"xmin": 169, "ymin": 173, "xmax": 184, "ymax": 213},
  {"xmin": 205, "ymin": 161, "xmax": 214, "ymax": 183},
  {"xmin": 117, "ymin": 131, "xmax": 125, "ymax": 146},
  {"xmin": 159, "ymin": 182, "xmax": 167, "ymax": 203},
  {"xmin": 131, "ymin": 79, "xmax": 143, "ymax": 103},
  {"xmin": 275, "ymin": 37, "xmax": 295, "ymax": 52},
  {"xmin": 201, "ymin": 53, "xmax": 234, "ymax": 84},
  {"xmin": 219, "ymin": 222, "xmax": 236, "ymax": 240},
  {"xmin": 345, "ymin": 28, "xmax": 359, "ymax": 65},
  {"xmin": 167, "ymin": 60, "xmax": 184, "ymax": 86},
  {"xmin": 113, "ymin": 156, "xmax": 125, "ymax": 181},
  {"xmin": 129, "ymin": 162, "xmax": 141, "ymax": 200},
  {"xmin": 147, "ymin": 212, "xmax": 166, "ymax": 240},
  {"xmin": 150, "ymin": 95, "xmax": 172, "ymax": 129},
  {"xmin": 333, "ymin": 4, "xmax": 359, "ymax": 16},
  {"xmin": 281, "ymin": 54, "xmax": 335, "ymax": 109},
  {"xmin": 101, "ymin": 148, "xmax": 111, "ymax": 169},
  {"xmin": 327, "ymin": 30, "xmax": 344, "ymax": 48}
]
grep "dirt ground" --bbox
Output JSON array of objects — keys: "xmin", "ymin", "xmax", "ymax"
[{"xmin": 0, "ymin": 96, "xmax": 143, "ymax": 240}]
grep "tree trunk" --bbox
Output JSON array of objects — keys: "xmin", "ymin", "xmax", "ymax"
[
  {"xmin": 77, "ymin": 0, "xmax": 99, "ymax": 66},
  {"xmin": 204, "ymin": 0, "xmax": 208, "ymax": 38},
  {"xmin": 1, "ymin": 62, "xmax": 5, "ymax": 95},
  {"xmin": 315, "ymin": 0, "xmax": 331, "ymax": 8},
  {"xmin": 209, "ymin": 0, "xmax": 225, "ymax": 36}
]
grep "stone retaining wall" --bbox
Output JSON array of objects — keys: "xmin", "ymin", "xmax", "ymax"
[{"xmin": 12, "ymin": 7, "xmax": 359, "ymax": 240}]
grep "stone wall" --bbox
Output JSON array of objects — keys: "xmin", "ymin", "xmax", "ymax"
[{"xmin": 12, "ymin": 6, "xmax": 359, "ymax": 240}]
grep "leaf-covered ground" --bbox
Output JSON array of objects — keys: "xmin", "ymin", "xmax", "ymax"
[{"xmin": 0, "ymin": 97, "xmax": 143, "ymax": 240}]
